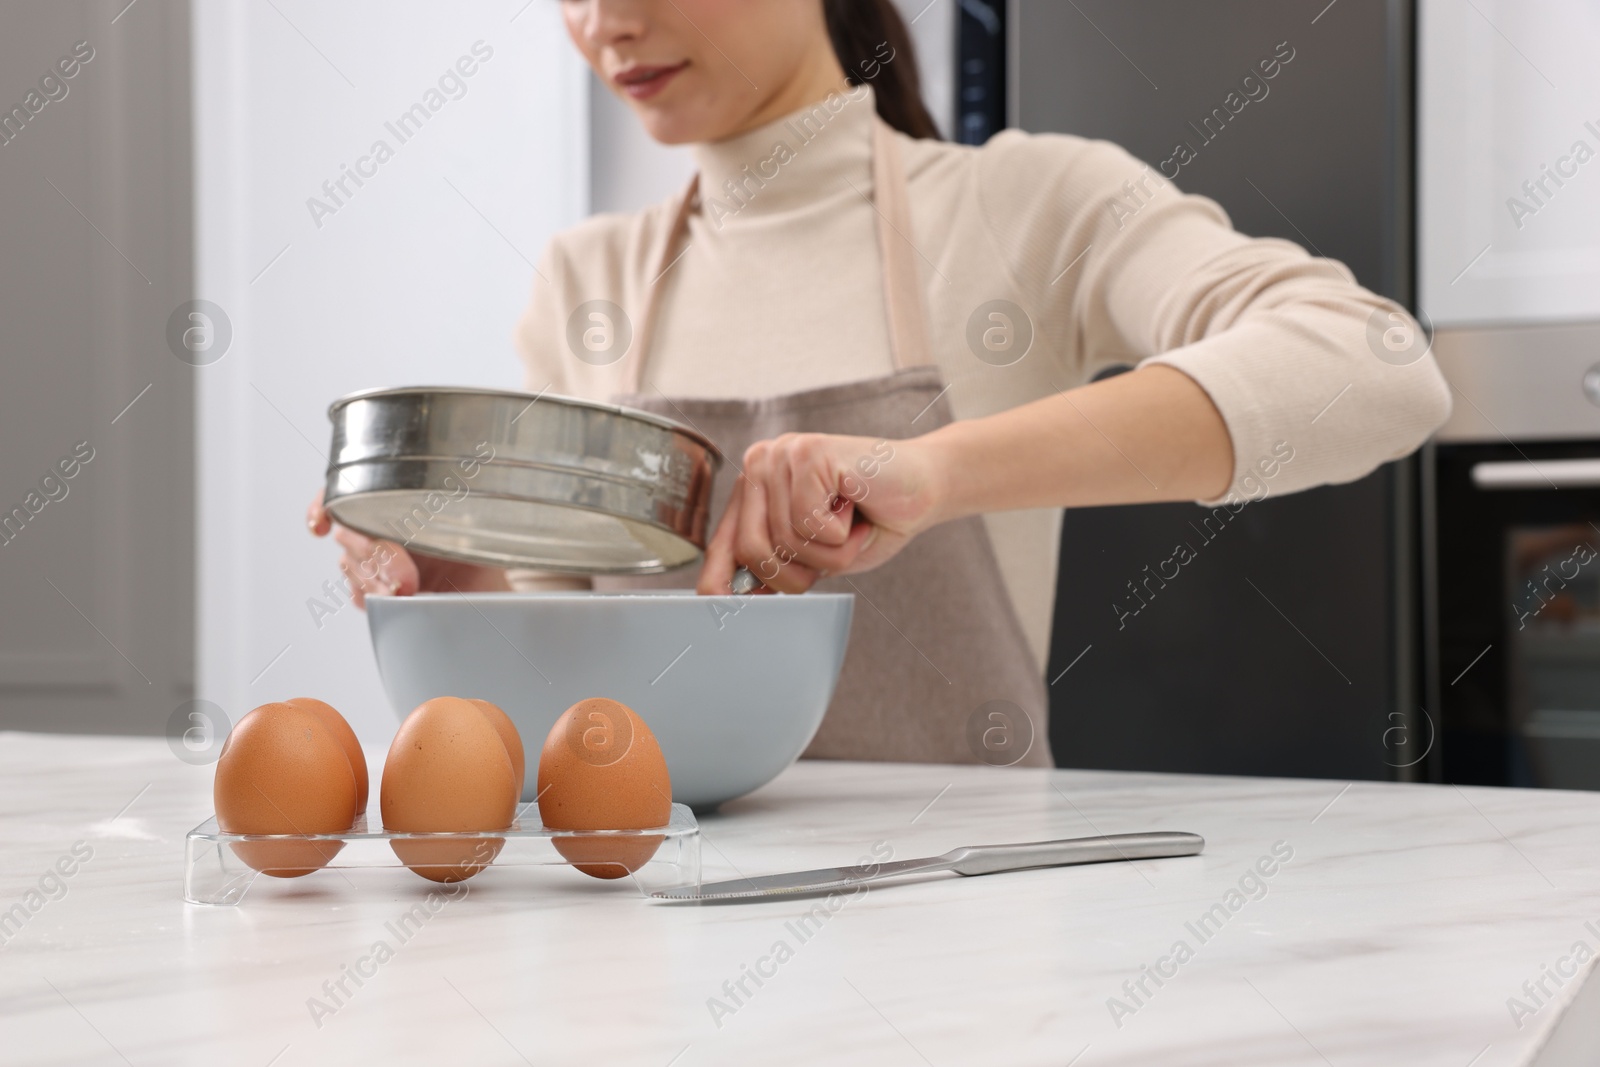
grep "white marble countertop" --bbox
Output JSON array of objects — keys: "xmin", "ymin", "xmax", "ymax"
[{"xmin": 4, "ymin": 731, "xmax": 1600, "ymax": 1066}]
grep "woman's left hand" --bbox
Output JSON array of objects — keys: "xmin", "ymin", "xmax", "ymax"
[{"xmin": 696, "ymin": 433, "xmax": 943, "ymax": 595}]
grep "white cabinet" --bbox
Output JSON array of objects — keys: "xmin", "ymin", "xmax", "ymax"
[{"xmin": 1419, "ymin": 0, "xmax": 1600, "ymax": 327}]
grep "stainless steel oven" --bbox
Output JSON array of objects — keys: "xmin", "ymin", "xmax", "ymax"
[
  {"xmin": 1428, "ymin": 327, "xmax": 1600, "ymax": 788},
  {"xmin": 1432, "ymin": 431, "xmax": 1600, "ymax": 788}
]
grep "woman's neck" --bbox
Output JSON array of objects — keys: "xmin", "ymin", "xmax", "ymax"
[
  {"xmin": 693, "ymin": 84, "xmax": 875, "ymax": 221},
  {"xmin": 724, "ymin": 48, "xmax": 851, "ymax": 141}
]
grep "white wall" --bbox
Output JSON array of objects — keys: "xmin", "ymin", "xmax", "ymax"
[{"xmin": 193, "ymin": 0, "xmax": 588, "ymax": 742}]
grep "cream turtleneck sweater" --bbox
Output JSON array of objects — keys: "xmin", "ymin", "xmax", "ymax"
[{"xmin": 512, "ymin": 87, "xmax": 1450, "ymax": 673}]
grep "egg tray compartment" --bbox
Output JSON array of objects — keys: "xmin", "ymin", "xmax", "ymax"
[{"xmin": 183, "ymin": 803, "xmax": 700, "ymax": 905}]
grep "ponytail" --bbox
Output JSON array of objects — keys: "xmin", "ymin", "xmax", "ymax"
[{"xmin": 823, "ymin": 0, "xmax": 942, "ymax": 139}]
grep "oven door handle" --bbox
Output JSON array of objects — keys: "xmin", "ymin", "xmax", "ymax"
[{"xmin": 1471, "ymin": 459, "xmax": 1600, "ymax": 490}]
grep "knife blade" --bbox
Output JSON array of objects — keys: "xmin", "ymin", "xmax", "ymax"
[{"xmin": 651, "ymin": 831, "xmax": 1204, "ymax": 902}]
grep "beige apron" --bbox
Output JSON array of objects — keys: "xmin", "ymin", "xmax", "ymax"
[{"xmin": 597, "ymin": 118, "xmax": 1051, "ymax": 768}]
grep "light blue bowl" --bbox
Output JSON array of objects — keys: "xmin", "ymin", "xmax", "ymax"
[{"xmin": 367, "ymin": 591, "xmax": 854, "ymax": 810}]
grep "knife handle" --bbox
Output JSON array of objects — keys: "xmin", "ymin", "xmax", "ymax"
[
  {"xmin": 730, "ymin": 567, "xmax": 763, "ymax": 595},
  {"xmin": 944, "ymin": 831, "xmax": 1204, "ymax": 877}
]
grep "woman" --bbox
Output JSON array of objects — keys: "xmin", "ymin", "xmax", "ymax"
[{"xmin": 311, "ymin": 0, "xmax": 1450, "ymax": 766}]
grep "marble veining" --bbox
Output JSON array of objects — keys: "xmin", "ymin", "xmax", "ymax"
[{"xmin": 1, "ymin": 732, "xmax": 1599, "ymax": 1065}]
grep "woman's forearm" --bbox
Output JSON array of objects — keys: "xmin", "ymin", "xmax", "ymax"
[
  {"xmin": 924, "ymin": 365, "xmax": 1235, "ymax": 524},
  {"xmin": 693, "ymin": 365, "xmax": 1235, "ymax": 594}
]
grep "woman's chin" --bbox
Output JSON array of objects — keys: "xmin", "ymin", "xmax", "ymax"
[
  {"xmin": 631, "ymin": 107, "xmax": 720, "ymax": 147},
  {"xmin": 625, "ymin": 90, "xmax": 760, "ymax": 147},
  {"xmin": 637, "ymin": 120, "xmax": 700, "ymax": 146}
]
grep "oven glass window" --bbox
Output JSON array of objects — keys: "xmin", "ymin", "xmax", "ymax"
[{"xmin": 1509, "ymin": 525, "xmax": 1600, "ymax": 789}]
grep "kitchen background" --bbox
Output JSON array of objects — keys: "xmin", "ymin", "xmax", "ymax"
[{"xmin": 2, "ymin": 0, "xmax": 1596, "ymax": 792}]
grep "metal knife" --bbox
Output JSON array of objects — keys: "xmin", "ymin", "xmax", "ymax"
[{"xmin": 651, "ymin": 831, "xmax": 1204, "ymax": 902}]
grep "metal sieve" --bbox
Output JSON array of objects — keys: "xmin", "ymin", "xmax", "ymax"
[{"xmin": 322, "ymin": 386, "xmax": 720, "ymax": 574}]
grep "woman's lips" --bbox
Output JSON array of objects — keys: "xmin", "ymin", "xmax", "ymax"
[{"xmin": 614, "ymin": 62, "xmax": 687, "ymax": 101}]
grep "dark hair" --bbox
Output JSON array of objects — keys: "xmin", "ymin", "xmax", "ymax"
[{"xmin": 823, "ymin": 0, "xmax": 942, "ymax": 139}]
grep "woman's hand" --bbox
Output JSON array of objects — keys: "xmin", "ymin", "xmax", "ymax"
[
  {"xmin": 693, "ymin": 367, "xmax": 1239, "ymax": 597},
  {"xmin": 307, "ymin": 490, "xmax": 510, "ymax": 608},
  {"xmin": 696, "ymin": 434, "xmax": 944, "ymax": 595}
]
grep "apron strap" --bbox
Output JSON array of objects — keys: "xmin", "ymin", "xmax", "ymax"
[
  {"xmin": 623, "ymin": 172, "xmax": 700, "ymax": 395},
  {"xmin": 870, "ymin": 119, "xmax": 935, "ymax": 373},
  {"xmin": 623, "ymin": 115, "xmax": 934, "ymax": 394}
]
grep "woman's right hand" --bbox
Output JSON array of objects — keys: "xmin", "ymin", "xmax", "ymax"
[{"xmin": 307, "ymin": 490, "xmax": 509, "ymax": 609}]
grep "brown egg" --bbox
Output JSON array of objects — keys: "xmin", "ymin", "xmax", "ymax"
[
  {"xmin": 466, "ymin": 698, "xmax": 525, "ymax": 796},
  {"xmin": 381, "ymin": 697, "xmax": 518, "ymax": 883},
  {"xmin": 537, "ymin": 697, "xmax": 672, "ymax": 880},
  {"xmin": 214, "ymin": 702, "xmax": 359, "ymax": 878},
  {"xmin": 285, "ymin": 697, "xmax": 369, "ymax": 814}
]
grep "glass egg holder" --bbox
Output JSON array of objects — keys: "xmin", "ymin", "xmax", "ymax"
[{"xmin": 183, "ymin": 804, "xmax": 701, "ymax": 905}]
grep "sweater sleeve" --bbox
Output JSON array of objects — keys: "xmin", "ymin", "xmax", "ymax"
[{"xmin": 974, "ymin": 131, "xmax": 1451, "ymax": 502}]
